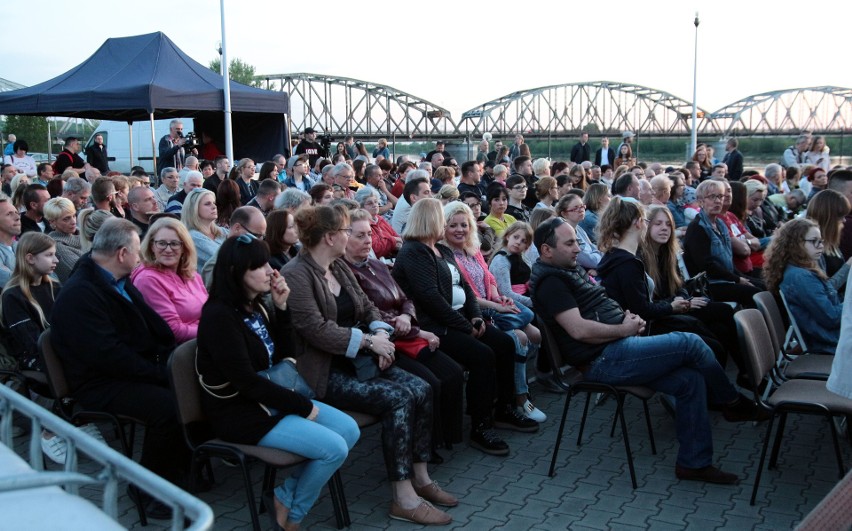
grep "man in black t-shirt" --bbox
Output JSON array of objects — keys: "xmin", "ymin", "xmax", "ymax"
[
  {"xmin": 294, "ymin": 127, "xmax": 327, "ymax": 167},
  {"xmin": 530, "ymin": 218, "xmax": 767, "ymax": 486}
]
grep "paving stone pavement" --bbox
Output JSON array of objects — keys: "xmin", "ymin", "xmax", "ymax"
[{"xmin": 10, "ymin": 377, "xmax": 852, "ymax": 530}]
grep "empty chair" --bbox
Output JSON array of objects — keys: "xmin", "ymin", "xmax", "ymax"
[
  {"xmin": 733, "ymin": 309, "xmax": 852, "ymax": 506},
  {"xmin": 753, "ymin": 291, "xmax": 832, "ymax": 382}
]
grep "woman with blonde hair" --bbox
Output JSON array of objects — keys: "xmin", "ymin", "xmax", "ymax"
[
  {"xmin": 392, "ymin": 199, "xmax": 525, "ymax": 456},
  {"xmin": 763, "ymin": 218, "xmax": 841, "ymax": 353},
  {"xmin": 692, "ymin": 145, "xmax": 712, "ymax": 179},
  {"xmin": 534, "ymin": 176, "xmax": 558, "ymax": 210},
  {"xmin": 436, "ymin": 184, "xmax": 459, "ymax": 205},
  {"xmin": 44, "ymin": 197, "xmax": 83, "ymax": 281},
  {"xmin": 649, "ymin": 174, "xmax": 672, "ymax": 205},
  {"xmin": 131, "ymin": 217, "xmax": 207, "ymax": 343},
  {"xmin": 77, "ymin": 208, "xmax": 113, "ymax": 252},
  {"xmin": 579, "ymin": 183, "xmax": 611, "ymax": 244},
  {"xmin": 1, "ymin": 232, "xmax": 104, "ymax": 462},
  {"xmin": 372, "ymin": 138, "xmax": 390, "ymax": 160},
  {"xmin": 284, "ymin": 204, "xmax": 456, "ymax": 525},
  {"xmin": 442, "ymin": 202, "xmax": 544, "ymax": 424},
  {"xmin": 183, "ymin": 188, "xmax": 228, "ymax": 270}
]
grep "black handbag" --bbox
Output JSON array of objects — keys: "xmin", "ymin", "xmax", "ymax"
[{"xmin": 684, "ymin": 271, "xmax": 710, "ymax": 298}]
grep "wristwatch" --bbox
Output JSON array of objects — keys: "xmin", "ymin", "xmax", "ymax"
[{"xmin": 364, "ymin": 334, "xmax": 374, "ymax": 349}]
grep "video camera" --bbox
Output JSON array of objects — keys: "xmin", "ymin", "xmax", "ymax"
[{"xmin": 177, "ymin": 131, "xmax": 199, "ymax": 151}]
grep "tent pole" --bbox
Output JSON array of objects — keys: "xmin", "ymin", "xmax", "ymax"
[
  {"xmin": 128, "ymin": 122, "xmax": 134, "ymax": 169},
  {"xmin": 220, "ymin": 0, "xmax": 234, "ymax": 162},
  {"xmin": 150, "ymin": 113, "xmax": 157, "ymax": 175}
]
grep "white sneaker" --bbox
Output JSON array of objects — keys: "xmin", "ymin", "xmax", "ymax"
[
  {"xmin": 41, "ymin": 435, "xmax": 67, "ymax": 465},
  {"xmin": 517, "ymin": 400, "xmax": 547, "ymax": 423},
  {"xmin": 79, "ymin": 423, "xmax": 106, "ymax": 445}
]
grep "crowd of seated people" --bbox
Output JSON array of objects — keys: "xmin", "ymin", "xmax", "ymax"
[{"xmin": 3, "ymin": 132, "xmax": 852, "ymax": 527}]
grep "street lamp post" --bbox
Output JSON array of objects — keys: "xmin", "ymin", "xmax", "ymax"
[
  {"xmin": 691, "ymin": 12, "xmax": 700, "ymax": 156},
  {"xmin": 219, "ymin": 0, "xmax": 234, "ymax": 162}
]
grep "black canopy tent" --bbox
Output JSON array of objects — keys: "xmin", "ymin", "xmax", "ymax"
[{"xmin": 0, "ymin": 31, "xmax": 290, "ymax": 165}]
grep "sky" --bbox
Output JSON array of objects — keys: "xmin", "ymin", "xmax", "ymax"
[{"xmin": 7, "ymin": 0, "xmax": 852, "ymax": 119}]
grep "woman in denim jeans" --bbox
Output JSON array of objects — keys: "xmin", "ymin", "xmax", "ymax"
[
  {"xmin": 442, "ymin": 201, "xmax": 545, "ymax": 424},
  {"xmin": 763, "ymin": 218, "xmax": 842, "ymax": 354}
]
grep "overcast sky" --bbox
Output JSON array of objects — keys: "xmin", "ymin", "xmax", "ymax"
[{"xmin": 8, "ymin": 0, "xmax": 852, "ymax": 118}]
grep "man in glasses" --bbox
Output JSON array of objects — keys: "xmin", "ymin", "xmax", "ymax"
[
  {"xmin": 201, "ymin": 206, "xmax": 268, "ymax": 287},
  {"xmin": 530, "ymin": 218, "xmax": 768, "ymax": 486}
]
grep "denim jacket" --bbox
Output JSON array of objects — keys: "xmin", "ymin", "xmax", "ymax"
[
  {"xmin": 780, "ymin": 265, "xmax": 841, "ymax": 354},
  {"xmin": 696, "ymin": 210, "xmax": 733, "ymax": 281}
]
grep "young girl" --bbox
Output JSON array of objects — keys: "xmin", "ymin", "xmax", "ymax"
[
  {"xmin": 487, "ymin": 222, "xmax": 550, "ymax": 415},
  {"xmin": 763, "ymin": 218, "xmax": 842, "ymax": 354},
  {"xmin": 0, "ymin": 233, "xmax": 104, "ymax": 464}
]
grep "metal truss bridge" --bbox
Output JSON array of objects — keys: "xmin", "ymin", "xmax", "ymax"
[{"xmin": 259, "ymin": 74, "xmax": 852, "ymax": 141}]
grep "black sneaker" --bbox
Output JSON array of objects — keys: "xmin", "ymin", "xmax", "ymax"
[
  {"xmin": 470, "ymin": 421, "xmax": 509, "ymax": 456},
  {"xmin": 536, "ymin": 372, "xmax": 569, "ymax": 394},
  {"xmin": 493, "ymin": 404, "xmax": 539, "ymax": 433}
]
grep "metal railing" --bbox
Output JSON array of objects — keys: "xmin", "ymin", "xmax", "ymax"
[{"xmin": 0, "ymin": 383, "xmax": 214, "ymax": 530}]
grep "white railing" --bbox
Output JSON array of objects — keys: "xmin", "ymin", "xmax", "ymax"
[{"xmin": 0, "ymin": 383, "xmax": 213, "ymax": 531}]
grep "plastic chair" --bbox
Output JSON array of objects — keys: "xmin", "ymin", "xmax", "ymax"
[
  {"xmin": 753, "ymin": 291, "xmax": 832, "ymax": 382},
  {"xmin": 538, "ymin": 318, "xmax": 656, "ymax": 489},
  {"xmin": 733, "ymin": 309, "xmax": 851, "ymax": 506},
  {"xmin": 168, "ymin": 339, "xmax": 351, "ymax": 530},
  {"xmin": 38, "ymin": 329, "xmax": 151, "ymax": 524}
]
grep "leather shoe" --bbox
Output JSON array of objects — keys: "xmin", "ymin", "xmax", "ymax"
[
  {"xmin": 723, "ymin": 394, "xmax": 771, "ymax": 422},
  {"xmin": 389, "ymin": 499, "xmax": 452, "ymax": 525},
  {"xmin": 675, "ymin": 465, "xmax": 739, "ymax": 485},
  {"xmin": 413, "ymin": 481, "xmax": 459, "ymax": 508}
]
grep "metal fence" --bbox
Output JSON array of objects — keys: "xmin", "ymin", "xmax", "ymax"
[{"xmin": 0, "ymin": 383, "xmax": 214, "ymax": 531}]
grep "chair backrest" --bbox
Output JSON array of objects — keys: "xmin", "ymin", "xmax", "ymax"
[
  {"xmin": 753, "ymin": 291, "xmax": 785, "ymax": 358},
  {"xmin": 734, "ymin": 309, "xmax": 777, "ymax": 398},
  {"xmin": 38, "ymin": 329, "xmax": 70, "ymax": 400},
  {"xmin": 167, "ymin": 339, "xmax": 215, "ymax": 449},
  {"xmin": 536, "ymin": 315, "xmax": 564, "ymax": 371},
  {"xmin": 778, "ymin": 289, "xmax": 809, "ymax": 352}
]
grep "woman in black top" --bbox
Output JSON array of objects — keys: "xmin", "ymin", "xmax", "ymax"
[
  {"xmin": 265, "ymin": 210, "xmax": 300, "ymax": 271},
  {"xmin": 196, "ymin": 235, "xmax": 359, "ymax": 530}
]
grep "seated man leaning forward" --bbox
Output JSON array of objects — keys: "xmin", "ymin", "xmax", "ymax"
[
  {"xmin": 51, "ymin": 217, "xmax": 184, "ymax": 518},
  {"xmin": 529, "ymin": 217, "xmax": 767, "ymax": 485}
]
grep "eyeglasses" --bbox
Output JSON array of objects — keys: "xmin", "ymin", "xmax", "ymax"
[
  {"xmin": 338, "ymin": 227, "xmax": 353, "ymax": 236},
  {"xmin": 246, "ymin": 229, "xmax": 266, "ymax": 240},
  {"xmin": 703, "ymin": 194, "xmax": 724, "ymax": 202},
  {"xmin": 464, "ymin": 201, "xmax": 481, "ymax": 208},
  {"xmin": 804, "ymin": 238, "xmax": 825, "ymax": 248},
  {"xmin": 565, "ymin": 204, "xmax": 586, "ymax": 213},
  {"xmin": 153, "ymin": 240, "xmax": 182, "ymax": 250},
  {"xmin": 512, "ymin": 185, "xmax": 528, "ymax": 191}
]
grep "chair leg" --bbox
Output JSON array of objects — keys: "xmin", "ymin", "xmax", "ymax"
[
  {"xmin": 641, "ymin": 399, "xmax": 657, "ymax": 455},
  {"xmin": 548, "ymin": 390, "xmax": 574, "ymax": 477},
  {"xmin": 827, "ymin": 414, "xmax": 846, "ymax": 479},
  {"xmin": 235, "ymin": 455, "xmax": 261, "ymax": 531},
  {"xmin": 126, "ymin": 421, "xmax": 137, "ymax": 457},
  {"xmin": 750, "ymin": 414, "xmax": 776, "ymax": 506},
  {"xmin": 259, "ymin": 466, "xmax": 277, "ymax": 514},
  {"xmin": 768, "ymin": 412, "xmax": 788, "ymax": 469},
  {"xmin": 577, "ymin": 392, "xmax": 593, "ymax": 447},
  {"xmin": 328, "ymin": 470, "xmax": 349, "ymax": 529},
  {"xmin": 616, "ymin": 397, "xmax": 638, "ymax": 489},
  {"xmin": 609, "ymin": 395, "xmax": 624, "ymax": 439},
  {"xmin": 127, "ymin": 484, "xmax": 149, "ymax": 527}
]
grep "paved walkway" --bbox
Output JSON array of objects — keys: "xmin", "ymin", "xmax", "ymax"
[{"xmin": 11, "ymin": 377, "xmax": 851, "ymax": 530}]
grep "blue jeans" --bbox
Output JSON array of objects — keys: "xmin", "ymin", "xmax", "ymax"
[
  {"xmin": 486, "ymin": 303, "xmax": 535, "ymax": 395},
  {"xmin": 585, "ymin": 332, "xmax": 738, "ymax": 469},
  {"xmin": 257, "ymin": 401, "xmax": 360, "ymax": 523}
]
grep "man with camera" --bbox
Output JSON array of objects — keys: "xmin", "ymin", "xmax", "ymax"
[
  {"xmin": 157, "ymin": 119, "xmax": 197, "ymax": 175},
  {"xmin": 295, "ymin": 127, "xmax": 328, "ymax": 168}
]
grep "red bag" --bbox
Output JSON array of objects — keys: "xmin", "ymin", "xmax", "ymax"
[{"xmin": 393, "ymin": 335, "xmax": 429, "ymax": 359}]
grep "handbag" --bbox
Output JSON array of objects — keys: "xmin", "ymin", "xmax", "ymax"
[
  {"xmin": 258, "ymin": 357, "xmax": 316, "ymax": 400},
  {"xmin": 684, "ymin": 271, "xmax": 710, "ymax": 298},
  {"xmin": 350, "ymin": 355, "xmax": 380, "ymax": 382}
]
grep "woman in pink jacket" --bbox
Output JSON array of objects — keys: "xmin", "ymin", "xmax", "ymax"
[{"xmin": 131, "ymin": 217, "xmax": 208, "ymax": 343}]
